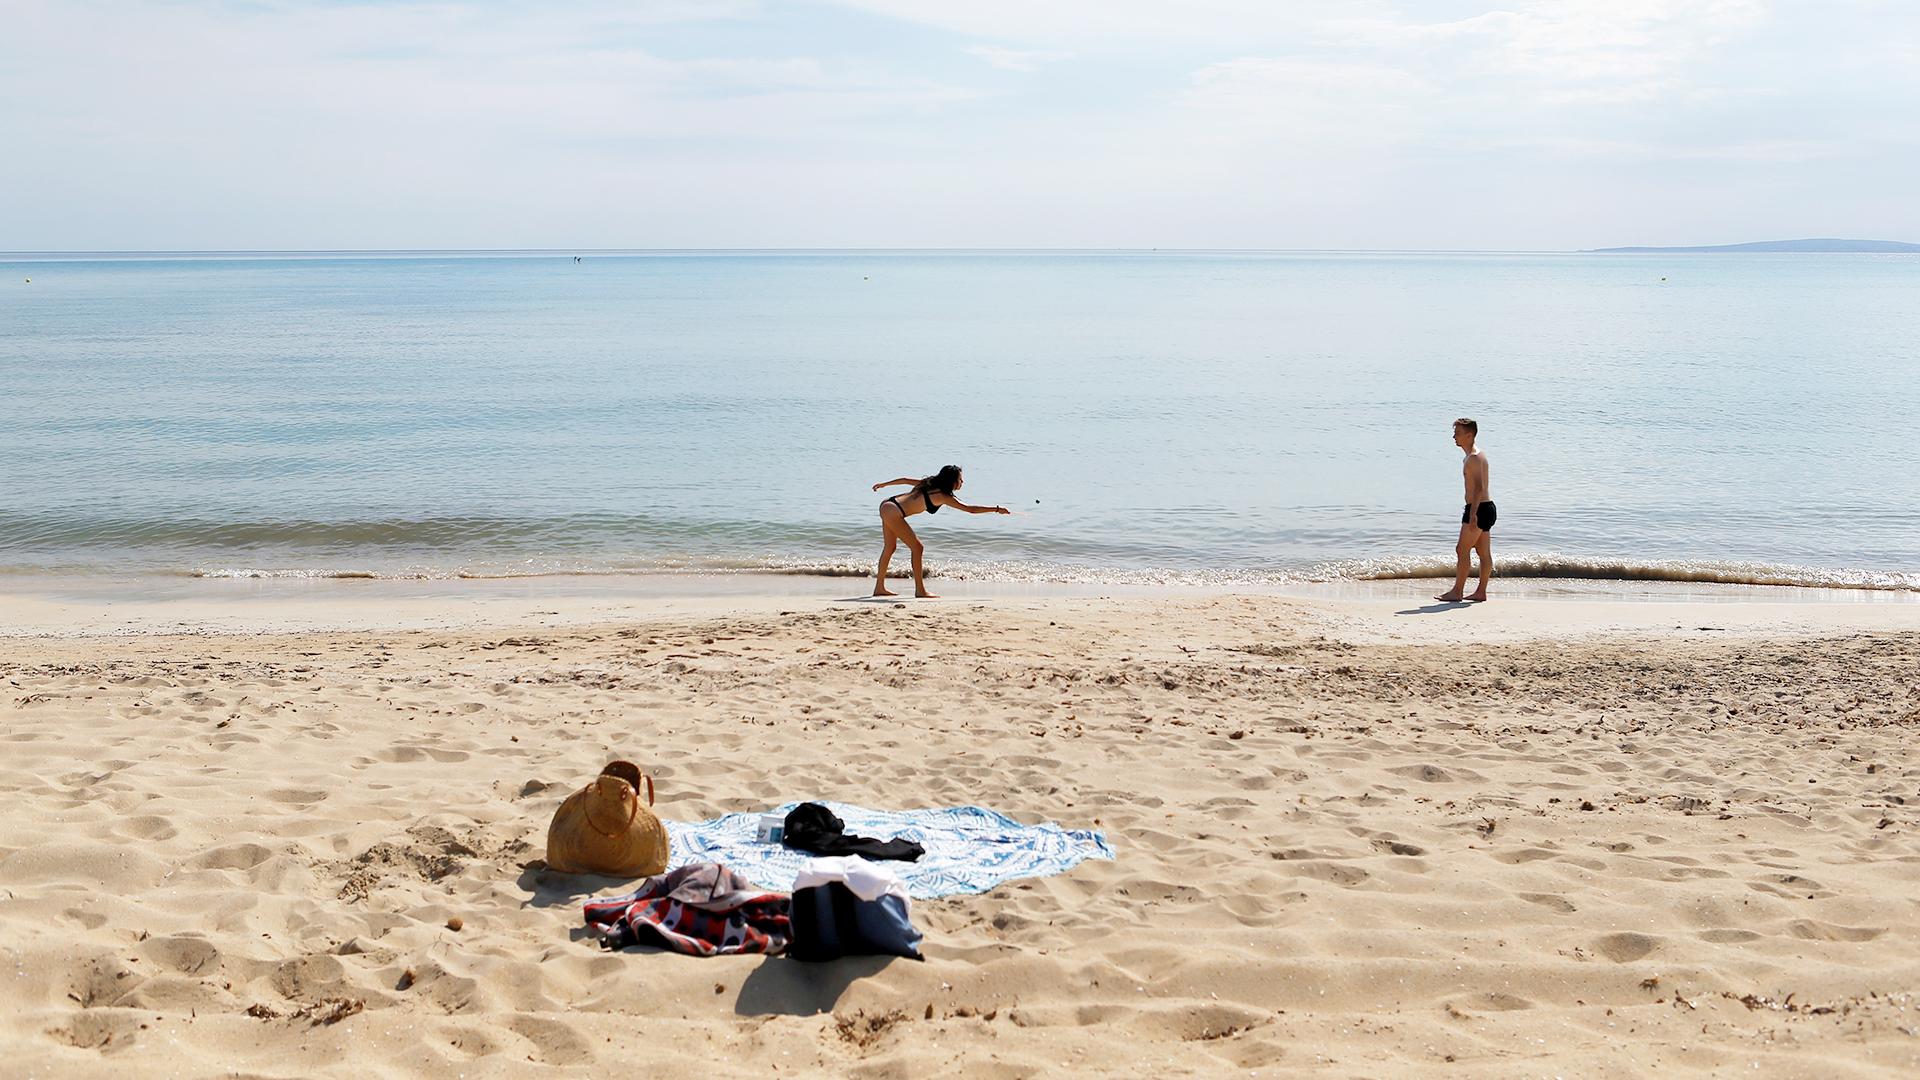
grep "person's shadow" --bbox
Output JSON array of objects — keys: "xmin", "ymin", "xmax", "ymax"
[
  {"xmin": 735, "ymin": 955, "xmax": 898, "ymax": 1016},
  {"xmin": 1395, "ymin": 600, "xmax": 1474, "ymax": 615}
]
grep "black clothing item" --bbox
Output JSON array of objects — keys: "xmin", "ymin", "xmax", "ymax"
[
  {"xmin": 887, "ymin": 490, "xmax": 939, "ymax": 515},
  {"xmin": 1461, "ymin": 501, "xmax": 1497, "ymax": 531},
  {"xmin": 782, "ymin": 803, "xmax": 924, "ymax": 862},
  {"xmin": 788, "ymin": 882, "xmax": 924, "ymax": 962}
]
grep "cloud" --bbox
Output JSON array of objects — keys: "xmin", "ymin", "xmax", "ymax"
[
  {"xmin": 1513, "ymin": 136, "xmax": 1842, "ymax": 161},
  {"xmin": 825, "ymin": 0, "xmax": 1318, "ymax": 44},
  {"xmin": 1175, "ymin": 57, "xmax": 1432, "ymax": 148},
  {"xmin": 2, "ymin": 1, "xmax": 983, "ymax": 151},
  {"xmin": 1319, "ymin": 0, "xmax": 1770, "ymax": 103},
  {"xmin": 0, "ymin": 0, "xmax": 1003, "ymax": 248},
  {"xmin": 1, "ymin": 0, "xmax": 1916, "ymax": 249},
  {"xmin": 964, "ymin": 46, "xmax": 1075, "ymax": 72}
]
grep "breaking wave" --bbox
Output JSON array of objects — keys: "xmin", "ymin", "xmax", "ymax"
[
  {"xmin": 163, "ymin": 552, "xmax": 1920, "ymax": 593},
  {"xmin": 1320, "ymin": 553, "xmax": 1920, "ymax": 592}
]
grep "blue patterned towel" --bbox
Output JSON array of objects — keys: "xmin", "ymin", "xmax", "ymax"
[{"xmin": 665, "ymin": 803, "xmax": 1114, "ymax": 899}]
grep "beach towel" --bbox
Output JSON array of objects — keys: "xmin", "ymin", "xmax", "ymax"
[
  {"xmin": 584, "ymin": 862, "xmax": 790, "ymax": 956},
  {"xmin": 665, "ymin": 803, "xmax": 1114, "ymax": 899}
]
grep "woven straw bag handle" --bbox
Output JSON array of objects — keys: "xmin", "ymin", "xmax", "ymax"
[{"xmin": 585, "ymin": 773, "xmax": 653, "ymax": 839}]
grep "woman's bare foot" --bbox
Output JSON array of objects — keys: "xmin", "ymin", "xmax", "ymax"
[
  {"xmin": 915, "ymin": 590, "xmax": 939, "ymax": 599},
  {"xmin": 1434, "ymin": 591, "xmax": 1464, "ymax": 602},
  {"xmin": 1465, "ymin": 590, "xmax": 1489, "ymax": 602},
  {"xmin": 872, "ymin": 586, "xmax": 897, "ymax": 597}
]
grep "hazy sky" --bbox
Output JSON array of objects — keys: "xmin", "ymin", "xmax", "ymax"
[{"xmin": 4, "ymin": 0, "xmax": 1916, "ymax": 250}]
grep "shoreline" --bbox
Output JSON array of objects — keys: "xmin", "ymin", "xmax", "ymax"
[
  {"xmin": 4, "ymin": 571, "xmax": 1920, "ymax": 641},
  {"xmin": 7, "ymin": 549, "xmax": 1918, "ymax": 595}
]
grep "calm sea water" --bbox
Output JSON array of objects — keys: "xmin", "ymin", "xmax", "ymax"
[{"xmin": 3, "ymin": 251, "xmax": 1917, "ymax": 589}]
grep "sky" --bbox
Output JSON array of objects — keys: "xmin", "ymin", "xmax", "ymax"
[{"xmin": 2, "ymin": 0, "xmax": 1916, "ymax": 250}]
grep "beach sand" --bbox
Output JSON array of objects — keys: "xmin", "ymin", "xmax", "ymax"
[{"xmin": 3, "ymin": 583, "xmax": 1918, "ymax": 1077}]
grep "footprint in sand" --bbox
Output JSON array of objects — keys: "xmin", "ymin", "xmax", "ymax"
[
  {"xmin": 1492, "ymin": 847, "xmax": 1560, "ymax": 864},
  {"xmin": 1389, "ymin": 764, "xmax": 1461, "ymax": 783},
  {"xmin": 268, "ymin": 953, "xmax": 357, "ymax": 1000},
  {"xmin": 188, "ymin": 842, "xmax": 276, "ymax": 871},
  {"xmin": 1126, "ymin": 828, "xmax": 1187, "ymax": 853},
  {"xmin": 50, "ymin": 1011, "xmax": 144, "ymax": 1050},
  {"xmin": 113, "ymin": 814, "xmax": 179, "ymax": 841},
  {"xmin": 1274, "ymin": 860, "xmax": 1371, "ymax": 887},
  {"xmin": 141, "ymin": 934, "xmax": 222, "ymax": 975},
  {"xmin": 1592, "ymin": 931, "xmax": 1659, "ymax": 962},
  {"xmin": 504, "ymin": 1015, "xmax": 596, "ymax": 1065},
  {"xmin": 1447, "ymin": 991, "xmax": 1535, "ymax": 1013},
  {"xmin": 1136, "ymin": 1001, "xmax": 1271, "ymax": 1041},
  {"xmin": 1661, "ymin": 865, "xmax": 1732, "ymax": 881},
  {"xmin": 440, "ymin": 1021, "xmax": 507, "ymax": 1059},
  {"xmin": 1785, "ymin": 920, "xmax": 1886, "ymax": 942},
  {"xmin": 377, "ymin": 744, "xmax": 469, "ymax": 764},
  {"xmin": 60, "ymin": 907, "xmax": 110, "ymax": 930},
  {"xmin": 1748, "ymin": 873, "xmax": 1835, "ymax": 899}
]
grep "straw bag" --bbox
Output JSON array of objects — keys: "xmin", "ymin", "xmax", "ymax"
[{"xmin": 545, "ymin": 761, "xmax": 668, "ymax": 877}]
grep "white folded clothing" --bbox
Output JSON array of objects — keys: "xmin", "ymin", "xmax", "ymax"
[{"xmin": 792, "ymin": 856, "xmax": 909, "ymax": 902}]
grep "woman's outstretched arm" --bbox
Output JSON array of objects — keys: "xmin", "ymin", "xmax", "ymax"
[
  {"xmin": 935, "ymin": 494, "xmax": 1011, "ymax": 515},
  {"xmin": 871, "ymin": 477, "xmax": 920, "ymax": 491}
]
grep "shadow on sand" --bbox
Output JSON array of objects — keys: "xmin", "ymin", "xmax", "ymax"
[
  {"xmin": 1395, "ymin": 601, "xmax": 1475, "ymax": 615},
  {"xmin": 516, "ymin": 861, "xmax": 637, "ymax": 910},
  {"xmin": 735, "ymin": 955, "xmax": 899, "ymax": 1016}
]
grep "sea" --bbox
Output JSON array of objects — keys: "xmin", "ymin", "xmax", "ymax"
[{"xmin": 3, "ymin": 250, "xmax": 1917, "ymax": 592}]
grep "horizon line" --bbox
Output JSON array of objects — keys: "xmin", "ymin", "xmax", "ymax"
[
  {"xmin": 5, "ymin": 246, "xmax": 1576, "ymax": 256},
  {"xmin": 5, "ymin": 242, "xmax": 1912, "ymax": 259}
]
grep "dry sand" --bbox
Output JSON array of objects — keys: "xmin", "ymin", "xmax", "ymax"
[{"xmin": 3, "ymin": 583, "xmax": 1918, "ymax": 1077}]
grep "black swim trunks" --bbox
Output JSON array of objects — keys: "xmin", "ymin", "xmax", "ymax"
[{"xmin": 1461, "ymin": 501, "xmax": 1497, "ymax": 530}]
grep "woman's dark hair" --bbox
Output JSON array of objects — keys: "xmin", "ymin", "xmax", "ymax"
[{"xmin": 916, "ymin": 464, "xmax": 963, "ymax": 496}]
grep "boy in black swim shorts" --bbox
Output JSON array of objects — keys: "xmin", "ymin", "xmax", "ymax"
[{"xmin": 1438, "ymin": 417, "xmax": 1494, "ymax": 602}]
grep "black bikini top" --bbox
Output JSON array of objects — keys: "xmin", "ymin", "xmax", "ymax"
[{"xmin": 891, "ymin": 489, "xmax": 940, "ymax": 514}]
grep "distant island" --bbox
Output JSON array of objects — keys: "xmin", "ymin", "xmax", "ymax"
[{"xmin": 1589, "ymin": 238, "xmax": 1920, "ymax": 254}]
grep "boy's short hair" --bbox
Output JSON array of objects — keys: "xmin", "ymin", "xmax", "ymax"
[{"xmin": 1453, "ymin": 417, "xmax": 1478, "ymax": 434}]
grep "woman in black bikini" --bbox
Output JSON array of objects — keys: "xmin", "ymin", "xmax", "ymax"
[{"xmin": 870, "ymin": 465, "xmax": 1010, "ymax": 598}]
